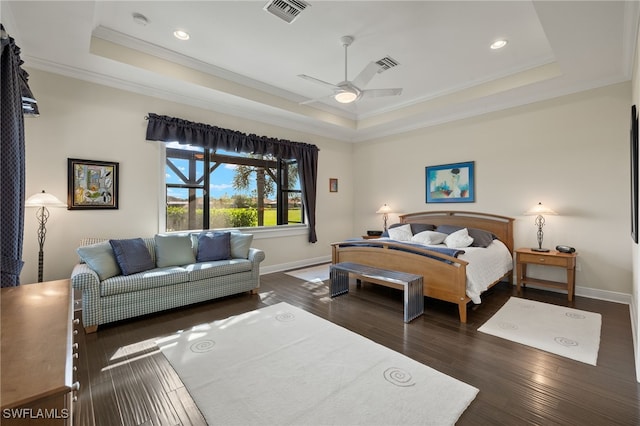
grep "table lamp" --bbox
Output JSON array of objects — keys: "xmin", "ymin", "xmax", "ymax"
[
  {"xmin": 524, "ymin": 202, "xmax": 557, "ymax": 252},
  {"xmin": 376, "ymin": 204, "xmax": 392, "ymax": 231}
]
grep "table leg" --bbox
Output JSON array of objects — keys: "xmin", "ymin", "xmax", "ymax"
[{"xmin": 567, "ymin": 267, "xmax": 575, "ymax": 302}]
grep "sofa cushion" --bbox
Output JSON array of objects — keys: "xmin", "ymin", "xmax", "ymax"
[
  {"xmin": 77, "ymin": 241, "xmax": 121, "ymax": 280},
  {"xmin": 109, "ymin": 238, "xmax": 155, "ymax": 275},
  {"xmin": 230, "ymin": 232, "xmax": 254, "ymax": 259},
  {"xmin": 100, "ymin": 266, "xmax": 189, "ymax": 296},
  {"xmin": 184, "ymin": 259, "xmax": 252, "ymax": 282},
  {"xmin": 197, "ymin": 232, "xmax": 231, "ymax": 262},
  {"xmin": 155, "ymin": 234, "xmax": 196, "ymax": 267}
]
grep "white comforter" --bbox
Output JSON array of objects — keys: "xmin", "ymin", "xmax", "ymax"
[
  {"xmin": 375, "ymin": 238, "xmax": 513, "ymax": 304},
  {"xmin": 455, "ymin": 240, "xmax": 513, "ymax": 303}
]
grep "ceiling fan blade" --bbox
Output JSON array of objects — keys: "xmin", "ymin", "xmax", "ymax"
[
  {"xmin": 297, "ymin": 74, "xmax": 340, "ymax": 91},
  {"xmin": 352, "ymin": 61, "xmax": 383, "ymax": 89},
  {"xmin": 360, "ymin": 88, "xmax": 403, "ymax": 99}
]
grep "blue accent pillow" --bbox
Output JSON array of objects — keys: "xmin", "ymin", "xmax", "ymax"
[
  {"xmin": 197, "ymin": 232, "xmax": 231, "ymax": 262},
  {"xmin": 109, "ymin": 238, "xmax": 155, "ymax": 275}
]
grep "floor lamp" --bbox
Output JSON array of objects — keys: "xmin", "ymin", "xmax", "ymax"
[{"xmin": 25, "ymin": 190, "xmax": 66, "ymax": 282}]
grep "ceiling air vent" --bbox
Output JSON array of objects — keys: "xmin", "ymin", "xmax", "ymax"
[
  {"xmin": 375, "ymin": 56, "xmax": 400, "ymax": 73},
  {"xmin": 263, "ymin": 0, "xmax": 310, "ymax": 24}
]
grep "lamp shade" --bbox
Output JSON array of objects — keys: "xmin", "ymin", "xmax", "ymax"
[
  {"xmin": 376, "ymin": 204, "xmax": 392, "ymax": 214},
  {"xmin": 524, "ymin": 202, "xmax": 557, "ymax": 216},
  {"xmin": 25, "ymin": 190, "xmax": 66, "ymax": 208}
]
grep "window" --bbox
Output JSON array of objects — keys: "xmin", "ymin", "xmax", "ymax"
[{"xmin": 165, "ymin": 142, "xmax": 303, "ymax": 231}]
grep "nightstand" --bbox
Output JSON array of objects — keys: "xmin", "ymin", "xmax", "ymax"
[{"xmin": 515, "ymin": 248, "xmax": 577, "ymax": 301}]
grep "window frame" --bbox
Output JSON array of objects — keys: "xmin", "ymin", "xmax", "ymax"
[{"xmin": 161, "ymin": 144, "xmax": 306, "ymax": 234}]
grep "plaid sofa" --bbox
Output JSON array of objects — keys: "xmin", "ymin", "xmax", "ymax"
[{"xmin": 71, "ymin": 235, "xmax": 265, "ymax": 333}]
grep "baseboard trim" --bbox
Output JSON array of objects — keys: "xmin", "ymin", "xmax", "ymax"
[
  {"xmin": 260, "ymin": 256, "xmax": 331, "ymax": 275},
  {"xmin": 512, "ymin": 282, "xmax": 632, "ymax": 305},
  {"xmin": 263, "ymin": 263, "xmax": 633, "ymax": 306}
]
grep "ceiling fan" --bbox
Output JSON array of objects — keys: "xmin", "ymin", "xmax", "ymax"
[{"xmin": 298, "ymin": 35, "xmax": 402, "ymax": 105}]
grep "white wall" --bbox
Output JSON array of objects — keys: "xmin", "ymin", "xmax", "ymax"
[
  {"xmin": 353, "ymin": 83, "xmax": 632, "ymax": 298},
  {"xmin": 20, "ymin": 69, "xmax": 354, "ymax": 284},
  {"xmin": 21, "ymin": 70, "xmax": 633, "ymax": 303}
]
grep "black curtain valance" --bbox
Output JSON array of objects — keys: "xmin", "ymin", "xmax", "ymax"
[
  {"xmin": 145, "ymin": 113, "xmax": 318, "ymax": 159},
  {"xmin": 145, "ymin": 113, "xmax": 318, "ymax": 243}
]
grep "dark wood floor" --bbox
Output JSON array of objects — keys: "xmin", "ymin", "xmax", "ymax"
[{"xmin": 73, "ymin": 268, "xmax": 640, "ymax": 426}]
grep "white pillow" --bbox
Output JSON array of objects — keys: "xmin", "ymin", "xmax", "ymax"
[
  {"xmin": 387, "ymin": 224, "xmax": 413, "ymax": 241},
  {"xmin": 444, "ymin": 228, "xmax": 474, "ymax": 248},
  {"xmin": 411, "ymin": 230, "xmax": 448, "ymax": 245}
]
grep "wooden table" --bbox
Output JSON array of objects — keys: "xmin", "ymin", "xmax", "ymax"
[
  {"xmin": 515, "ymin": 248, "xmax": 578, "ymax": 301},
  {"xmin": 1, "ymin": 279, "xmax": 78, "ymax": 425}
]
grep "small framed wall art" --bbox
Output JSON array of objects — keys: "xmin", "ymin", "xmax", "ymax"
[
  {"xmin": 425, "ymin": 161, "xmax": 475, "ymax": 203},
  {"xmin": 329, "ymin": 178, "xmax": 338, "ymax": 192},
  {"xmin": 67, "ymin": 158, "xmax": 119, "ymax": 209}
]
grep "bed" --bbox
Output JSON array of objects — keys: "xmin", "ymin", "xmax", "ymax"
[{"xmin": 331, "ymin": 211, "xmax": 515, "ymax": 323}]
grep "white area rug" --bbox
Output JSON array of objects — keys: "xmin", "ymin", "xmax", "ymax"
[
  {"xmin": 478, "ymin": 297, "xmax": 602, "ymax": 365},
  {"xmin": 285, "ymin": 263, "xmax": 330, "ymax": 282},
  {"xmin": 158, "ymin": 302, "xmax": 478, "ymax": 425}
]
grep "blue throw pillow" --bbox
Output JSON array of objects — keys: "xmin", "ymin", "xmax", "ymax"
[
  {"xmin": 197, "ymin": 232, "xmax": 231, "ymax": 262},
  {"xmin": 109, "ymin": 238, "xmax": 155, "ymax": 275}
]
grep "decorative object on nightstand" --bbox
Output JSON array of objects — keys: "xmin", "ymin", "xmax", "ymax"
[
  {"xmin": 376, "ymin": 204, "xmax": 392, "ymax": 231},
  {"xmin": 515, "ymin": 248, "xmax": 577, "ymax": 301},
  {"xmin": 363, "ymin": 230, "xmax": 383, "ymax": 239},
  {"xmin": 25, "ymin": 190, "xmax": 66, "ymax": 282},
  {"xmin": 524, "ymin": 202, "xmax": 557, "ymax": 252}
]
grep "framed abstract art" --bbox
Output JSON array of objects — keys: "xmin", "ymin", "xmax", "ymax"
[
  {"xmin": 67, "ymin": 158, "xmax": 119, "ymax": 210},
  {"xmin": 425, "ymin": 161, "xmax": 475, "ymax": 203}
]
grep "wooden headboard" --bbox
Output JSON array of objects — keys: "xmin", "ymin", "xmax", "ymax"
[{"xmin": 399, "ymin": 211, "xmax": 515, "ymax": 253}]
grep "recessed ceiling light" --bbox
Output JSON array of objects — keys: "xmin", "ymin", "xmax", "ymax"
[
  {"xmin": 490, "ymin": 39, "xmax": 508, "ymax": 50},
  {"xmin": 132, "ymin": 12, "xmax": 149, "ymax": 26},
  {"xmin": 173, "ymin": 30, "xmax": 190, "ymax": 41}
]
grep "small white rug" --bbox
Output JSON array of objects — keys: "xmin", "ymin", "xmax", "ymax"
[
  {"xmin": 478, "ymin": 297, "xmax": 602, "ymax": 365},
  {"xmin": 285, "ymin": 263, "xmax": 330, "ymax": 282},
  {"xmin": 158, "ymin": 302, "xmax": 478, "ymax": 425}
]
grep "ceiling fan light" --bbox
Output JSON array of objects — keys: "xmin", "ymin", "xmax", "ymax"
[{"xmin": 334, "ymin": 90, "xmax": 358, "ymax": 103}]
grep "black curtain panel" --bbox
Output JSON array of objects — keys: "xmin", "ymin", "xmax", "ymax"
[
  {"xmin": 1, "ymin": 25, "xmax": 33, "ymax": 286},
  {"xmin": 146, "ymin": 113, "xmax": 319, "ymax": 243}
]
